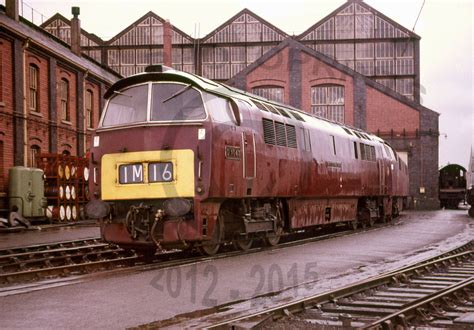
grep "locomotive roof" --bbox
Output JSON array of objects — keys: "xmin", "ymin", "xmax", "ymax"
[
  {"xmin": 104, "ymin": 67, "xmax": 387, "ymax": 146},
  {"xmin": 439, "ymin": 164, "xmax": 467, "ymax": 172}
]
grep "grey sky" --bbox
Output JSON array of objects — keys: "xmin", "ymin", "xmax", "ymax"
[{"xmin": 17, "ymin": 0, "xmax": 474, "ymax": 168}]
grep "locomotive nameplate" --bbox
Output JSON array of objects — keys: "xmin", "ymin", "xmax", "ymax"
[
  {"xmin": 326, "ymin": 161, "xmax": 342, "ymax": 169},
  {"xmin": 225, "ymin": 146, "xmax": 241, "ymax": 160}
]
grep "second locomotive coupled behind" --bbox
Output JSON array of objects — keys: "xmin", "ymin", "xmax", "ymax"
[{"xmin": 87, "ymin": 65, "xmax": 409, "ymax": 255}]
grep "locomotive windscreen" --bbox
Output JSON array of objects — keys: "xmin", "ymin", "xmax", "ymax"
[
  {"xmin": 101, "ymin": 82, "xmax": 206, "ymax": 127},
  {"xmin": 102, "ymin": 84, "xmax": 148, "ymax": 127},
  {"xmin": 151, "ymin": 83, "xmax": 206, "ymax": 121}
]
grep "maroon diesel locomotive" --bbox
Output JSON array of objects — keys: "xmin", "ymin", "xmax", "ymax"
[{"xmin": 87, "ymin": 65, "xmax": 408, "ymax": 255}]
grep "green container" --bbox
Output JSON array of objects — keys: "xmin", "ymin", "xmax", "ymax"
[{"xmin": 8, "ymin": 167, "xmax": 46, "ymax": 218}]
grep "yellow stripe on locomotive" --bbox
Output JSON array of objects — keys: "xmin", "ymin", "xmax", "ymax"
[{"xmin": 101, "ymin": 149, "xmax": 195, "ymax": 200}]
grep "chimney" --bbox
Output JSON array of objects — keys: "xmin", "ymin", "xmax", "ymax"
[
  {"xmin": 71, "ymin": 7, "xmax": 81, "ymax": 56},
  {"xmin": 6, "ymin": 0, "xmax": 19, "ymax": 21},
  {"xmin": 163, "ymin": 19, "xmax": 172, "ymax": 67}
]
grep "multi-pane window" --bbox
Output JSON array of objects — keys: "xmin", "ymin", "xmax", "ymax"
[
  {"xmin": 201, "ymin": 13, "xmax": 284, "ymax": 80},
  {"xmin": 396, "ymin": 78, "xmax": 414, "ymax": 100},
  {"xmin": 86, "ymin": 90, "xmax": 93, "ymax": 129},
  {"xmin": 300, "ymin": 3, "xmax": 416, "ymax": 99},
  {"xmin": 314, "ymin": 43, "xmax": 335, "ymax": 58},
  {"xmin": 29, "ymin": 65, "xmax": 39, "ymax": 112},
  {"xmin": 376, "ymin": 78, "xmax": 395, "ymax": 90},
  {"xmin": 355, "ymin": 43, "xmax": 374, "ymax": 75},
  {"xmin": 335, "ymin": 43, "xmax": 354, "ymax": 70},
  {"xmin": 29, "ymin": 145, "xmax": 40, "ymax": 168},
  {"xmin": 60, "ymin": 78, "xmax": 69, "ymax": 122},
  {"xmin": 311, "ymin": 85, "xmax": 345, "ymax": 123},
  {"xmin": 355, "ymin": 8, "xmax": 374, "ymax": 39},
  {"xmin": 335, "ymin": 13, "xmax": 354, "ymax": 39},
  {"xmin": 252, "ymin": 86, "xmax": 284, "ymax": 103}
]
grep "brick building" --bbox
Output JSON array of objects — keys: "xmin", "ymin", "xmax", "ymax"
[
  {"xmin": 0, "ymin": 1, "xmax": 119, "ymax": 206},
  {"xmin": 3, "ymin": 0, "xmax": 439, "ymax": 208}
]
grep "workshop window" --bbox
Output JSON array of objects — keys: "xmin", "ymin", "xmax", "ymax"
[
  {"xmin": 355, "ymin": 11, "xmax": 374, "ymax": 38},
  {"xmin": 59, "ymin": 78, "xmax": 70, "ymax": 122},
  {"xmin": 311, "ymin": 85, "xmax": 345, "ymax": 123},
  {"xmin": 29, "ymin": 64, "xmax": 39, "ymax": 112},
  {"xmin": 335, "ymin": 14, "xmax": 354, "ymax": 39},
  {"xmin": 86, "ymin": 89, "xmax": 93, "ymax": 129},
  {"xmin": 29, "ymin": 145, "xmax": 40, "ymax": 168},
  {"xmin": 396, "ymin": 78, "xmax": 414, "ymax": 100},
  {"xmin": 252, "ymin": 86, "xmax": 284, "ymax": 103}
]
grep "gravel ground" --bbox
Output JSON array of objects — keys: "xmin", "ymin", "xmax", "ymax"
[{"xmin": 0, "ymin": 225, "xmax": 101, "ymax": 249}]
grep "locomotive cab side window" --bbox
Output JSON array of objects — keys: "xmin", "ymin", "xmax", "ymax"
[
  {"xmin": 205, "ymin": 93, "xmax": 237, "ymax": 125},
  {"xmin": 330, "ymin": 135, "xmax": 337, "ymax": 155},
  {"xmin": 299, "ymin": 127, "xmax": 312, "ymax": 152}
]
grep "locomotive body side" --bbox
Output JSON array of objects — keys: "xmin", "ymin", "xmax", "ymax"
[{"xmin": 87, "ymin": 66, "xmax": 409, "ymax": 254}]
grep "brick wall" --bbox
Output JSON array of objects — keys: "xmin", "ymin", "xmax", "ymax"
[
  {"xmin": 0, "ymin": 36, "xmax": 14, "ymax": 193},
  {"xmin": 365, "ymin": 86, "xmax": 419, "ymax": 133}
]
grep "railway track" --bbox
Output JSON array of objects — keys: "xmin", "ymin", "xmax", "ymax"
[
  {"xmin": 0, "ymin": 219, "xmax": 398, "ymax": 291},
  {"xmin": 196, "ymin": 242, "xmax": 473, "ymax": 329},
  {"xmin": 0, "ymin": 237, "xmax": 139, "ymax": 285}
]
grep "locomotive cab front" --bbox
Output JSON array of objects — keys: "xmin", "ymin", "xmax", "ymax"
[{"xmin": 87, "ymin": 67, "xmax": 236, "ymax": 252}]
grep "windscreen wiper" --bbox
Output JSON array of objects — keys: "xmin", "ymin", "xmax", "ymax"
[
  {"xmin": 162, "ymin": 84, "xmax": 192, "ymax": 103},
  {"xmin": 113, "ymin": 91, "xmax": 132, "ymax": 97}
]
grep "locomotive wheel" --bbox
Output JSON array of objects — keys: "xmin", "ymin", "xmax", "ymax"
[
  {"xmin": 137, "ymin": 249, "xmax": 157, "ymax": 261},
  {"xmin": 232, "ymin": 238, "xmax": 254, "ymax": 251},
  {"xmin": 359, "ymin": 208, "xmax": 371, "ymax": 229},
  {"xmin": 199, "ymin": 217, "xmax": 223, "ymax": 256},
  {"xmin": 350, "ymin": 220, "xmax": 358, "ymax": 230},
  {"xmin": 368, "ymin": 216, "xmax": 375, "ymax": 227},
  {"xmin": 264, "ymin": 204, "xmax": 283, "ymax": 247}
]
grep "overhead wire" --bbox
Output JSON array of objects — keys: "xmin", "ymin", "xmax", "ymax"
[{"xmin": 412, "ymin": 0, "xmax": 426, "ymax": 31}]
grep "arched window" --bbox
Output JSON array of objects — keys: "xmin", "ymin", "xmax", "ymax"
[
  {"xmin": 311, "ymin": 85, "xmax": 345, "ymax": 123},
  {"xmin": 86, "ymin": 89, "xmax": 93, "ymax": 129},
  {"xmin": 251, "ymin": 86, "xmax": 284, "ymax": 103},
  {"xmin": 62, "ymin": 150, "xmax": 71, "ymax": 156},
  {"xmin": 59, "ymin": 78, "xmax": 70, "ymax": 121},
  {"xmin": 29, "ymin": 145, "xmax": 41, "ymax": 168},
  {"xmin": 29, "ymin": 64, "xmax": 39, "ymax": 112}
]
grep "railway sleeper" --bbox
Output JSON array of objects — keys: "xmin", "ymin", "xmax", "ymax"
[{"xmin": 321, "ymin": 304, "xmax": 399, "ymax": 316}]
